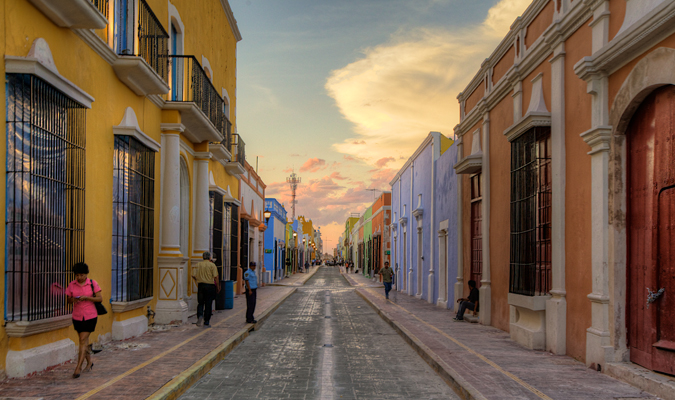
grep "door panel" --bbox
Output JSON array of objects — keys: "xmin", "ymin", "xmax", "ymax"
[{"xmin": 628, "ymin": 85, "xmax": 675, "ymax": 374}]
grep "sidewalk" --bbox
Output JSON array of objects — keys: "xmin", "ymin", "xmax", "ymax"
[
  {"xmin": 0, "ymin": 286, "xmax": 296, "ymax": 400},
  {"xmin": 341, "ymin": 269, "xmax": 662, "ymax": 400},
  {"xmin": 267, "ymin": 265, "xmax": 320, "ymax": 286},
  {"xmin": 340, "ymin": 266, "xmax": 383, "ymax": 288}
]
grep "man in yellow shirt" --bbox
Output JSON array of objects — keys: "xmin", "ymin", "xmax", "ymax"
[{"xmin": 192, "ymin": 251, "xmax": 221, "ymax": 327}]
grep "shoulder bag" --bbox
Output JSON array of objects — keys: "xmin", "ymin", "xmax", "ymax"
[{"xmin": 90, "ymin": 280, "xmax": 108, "ymax": 315}]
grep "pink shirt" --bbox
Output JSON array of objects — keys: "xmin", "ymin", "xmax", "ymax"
[{"xmin": 66, "ymin": 278, "xmax": 101, "ymax": 321}]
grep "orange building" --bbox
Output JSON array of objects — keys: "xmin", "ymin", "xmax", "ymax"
[{"xmin": 453, "ymin": 0, "xmax": 675, "ymax": 385}]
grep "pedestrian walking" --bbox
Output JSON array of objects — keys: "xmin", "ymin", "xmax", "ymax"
[
  {"xmin": 304, "ymin": 261, "xmax": 309, "ymax": 273},
  {"xmin": 192, "ymin": 251, "xmax": 220, "ymax": 328},
  {"xmin": 244, "ymin": 262, "xmax": 258, "ymax": 323},
  {"xmin": 66, "ymin": 262, "xmax": 103, "ymax": 378},
  {"xmin": 379, "ymin": 261, "xmax": 394, "ymax": 299}
]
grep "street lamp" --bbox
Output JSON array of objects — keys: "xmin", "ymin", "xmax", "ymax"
[{"xmin": 264, "ymin": 210, "xmax": 271, "ymax": 225}]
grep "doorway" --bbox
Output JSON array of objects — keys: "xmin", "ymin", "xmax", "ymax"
[{"xmin": 627, "ymin": 85, "xmax": 675, "ymax": 375}]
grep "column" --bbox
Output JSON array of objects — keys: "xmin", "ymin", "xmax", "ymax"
[
  {"xmin": 479, "ymin": 112, "xmax": 491, "ymax": 326},
  {"xmin": 156, "ymin": 125, "xmax": 188, "ymax": 324},
  {"xmin": 454, "ymin": 135, "xmax": 464, "ymax": 312},
  {"xmin": 546, "ymin": 34, "xmax": 567, "ymax": 355}
]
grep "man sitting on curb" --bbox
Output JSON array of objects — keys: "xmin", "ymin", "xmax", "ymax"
[{"xmin": 453, "ymin": 280, "xmax": 479, "ymax": 321}]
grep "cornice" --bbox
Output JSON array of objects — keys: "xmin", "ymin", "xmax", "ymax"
[
  {"xmin": 580, "ymin": 125, "xmax": 612, "ymax": 154},
  {"xmin": 72, "ymin": 28, "xmax": 117, "ymax": 65},
  {"xmin": 220, "ymin": 0, "xmax": 243, "ymax": 42},
  {"xmin": 412, "ymin": 208, "xmax": 424, "ymax": 219},
  {"xmin": 389, "ymin": 132, "xmax": 435, "ymax": 185},
  {"xmin": 580, "ymin": 1, "xmax": 675, "ymax": 78},
  {"xmin": 454, "ymin": 153, "xmax": 483, "ymax": 175},
  {"xmin": 503, "ymin": 111, "xmax": 552, "ymax": 142},
  {"xmin": 160, "ymin": 123, "xmax": 186, "ymax": 133}
]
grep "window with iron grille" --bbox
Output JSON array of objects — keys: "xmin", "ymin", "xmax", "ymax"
[
  {"xmin": 209, "ymin": 191, "xmax": 223, "ymax": 275},
  {"xmin": 5, "ymin": 74, "xmax": 86, "ymax": 322},
  {"xmin": 112, "ymin": 135, "xmax": 154, "ymax": 302},
  {"xmin": 229, "ymin": 204, "xmax": 239, "ymax": 279},
  {"xmin": 471, "ymin": 173, "xmax": 482, "ymax": 287},
  {"xmin": 509, "ymin": 127, "xmax": 552, "ymax": 296}
]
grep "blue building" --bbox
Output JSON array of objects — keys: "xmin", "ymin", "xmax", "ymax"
[
  {"xmin": 264, "ymin": 198, "xmax": 288, "ymax": 282},
  {"xmin": 390, "ymin": 132, "xmax": 458, "ymax": 307}
]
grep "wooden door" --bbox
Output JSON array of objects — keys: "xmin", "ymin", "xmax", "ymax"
[{"xmin": 627, "ymin": 85, "xmax": 675, "ymax": 375}]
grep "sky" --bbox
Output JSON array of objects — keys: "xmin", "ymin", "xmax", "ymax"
[{"xmin": 229, "ymin": 0, "xmax": 532, "ymax": 253}]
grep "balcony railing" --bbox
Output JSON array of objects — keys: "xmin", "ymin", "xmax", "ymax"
[
  {"xmin": 115, "ymin": 0, "xmax": 169, "ymax": 83},
  {"xmin": 91, "ymin": 0, "xmax": 108, "ymax": 19},
  {"xmin": 231, "ymin": 133, "xmax": 246, "ymax": 166},
  {"xmin": 166, "ymin": 55, "xmax": 229, "ymax": 141}
]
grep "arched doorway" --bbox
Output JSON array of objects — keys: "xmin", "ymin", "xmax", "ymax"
[{"xmin": 627, "ymin": 85, "xmax": 675, "ymax": 375}]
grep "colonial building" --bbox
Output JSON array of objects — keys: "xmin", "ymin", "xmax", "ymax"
[
  {"xmin": 390, "ymin": 132, "xmax": 457, "ymax": 305},
  {"xmin": 1, "ymin": 0, "xmax": 243, "ymax": 377},
  {"xmin": 264, "ymin": 198, "xmax": 288, "ymax": 282},
  {"xmin": 453, "ymin": 0, "xmax": 675, "ymax": 383},
  {"xmin": 238, "ymin": 161, "xmax": 266, "ymax": 293}
]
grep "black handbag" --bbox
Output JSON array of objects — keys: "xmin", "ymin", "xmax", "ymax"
[{"xmin": 90, "ymin": 280, "xmax": 108, "ymax": 315}]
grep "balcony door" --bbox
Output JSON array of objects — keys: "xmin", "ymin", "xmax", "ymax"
[
  {"xmin": 171, "ymin": 24, "xmax": 180, "ymax": 101},
  {"xmin": 114, "ymin": 0, "xmax": 134, "ymax": 55}
]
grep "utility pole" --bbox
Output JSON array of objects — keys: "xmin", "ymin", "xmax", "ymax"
[{"xmin": 286, "ymin": 171, "xmax": 301, "ymax": 221}]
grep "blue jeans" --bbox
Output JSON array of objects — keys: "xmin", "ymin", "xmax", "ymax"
[
  {"xmin": 383, "ymin": 282, "xmax": 392, "ymax": 298},
  {"xmin": 456, "ymin": 301, "xmax": 475, "ymax": 319}
]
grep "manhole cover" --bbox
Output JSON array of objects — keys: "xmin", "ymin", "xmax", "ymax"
[
  {"xmin": 325, "ymin": 316, "xmax": 332, "ymax": 319},
  {"xmin": 323, "ymin": 344, "xmax": 333, "ymax": 348}
]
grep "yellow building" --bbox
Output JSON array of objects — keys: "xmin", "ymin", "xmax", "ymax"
[{"xmin": 0, "ymin": 0, "xmax": 243, "ymax": 377}]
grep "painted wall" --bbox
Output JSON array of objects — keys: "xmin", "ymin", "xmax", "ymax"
[
  {"xmin": 412, "ymin": 144, "xmax": 433, "ymax": 301},
  {"xmin": 435, "ymin": 142, "xmax": 459, "ymax": 308}
]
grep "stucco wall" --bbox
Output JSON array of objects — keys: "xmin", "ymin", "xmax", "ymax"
[{"xmin": 435, "ymin": 143, "xmax": 459, "ymax": 307}]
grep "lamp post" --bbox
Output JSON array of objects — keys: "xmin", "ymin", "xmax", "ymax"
[
  {"xmin": 264, "ymin": 210, "xmax": 271, "ymax": 225},
  {"xmin": 293, "ymin": 232, "xmax": 298, "ymax": 274}
]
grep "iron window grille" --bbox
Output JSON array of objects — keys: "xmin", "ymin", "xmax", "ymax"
[
  {"xmin": 92, "ymin": 0, "xmax": 109, "ymax": 19},
  {"xmin": 471, "ymin": 173, "xmax": 483, "ymax": 287},
  {"xmin": 209, "ymin": 191, "xmax": 224, "ymax": 276},
  {"xmin": 5, "ymin": 74, "xmax": 86, "ymax": 322},
  {"xmin": 509, "ymin": 127, "xmax": 552, "ymax": 296},
  {"xmin": 112, "ymin": 135, "xmax": 154, "ymax": 302}
]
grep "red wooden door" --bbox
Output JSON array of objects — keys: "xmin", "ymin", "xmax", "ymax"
[{"xmin": 627, "ymin": 85, "xmax": 675, "ymax": 375}]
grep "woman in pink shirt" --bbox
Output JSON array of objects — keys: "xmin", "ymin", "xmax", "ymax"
[{"xmin": 66, "ymin": 262, "xmax": 103, "ymax": 378}]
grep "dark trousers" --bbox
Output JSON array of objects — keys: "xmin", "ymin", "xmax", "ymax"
[
  {"xmin": 456, "ymin": 301, "xmax": 475, "ymax": 319},
  {"xmin": 245, "ymin": 288, "xmax": 257, "ymax": 322},
  {"xmin": 197, "ymin": 283, "xmax": 217, "ymax": 324},
  {"xmin": 383, "ymin": 282, "xmax": 392, "ymax": 298}
]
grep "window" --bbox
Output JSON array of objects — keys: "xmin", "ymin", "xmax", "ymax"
[
  {"xmin": 114, "ymin": 0, "xmax": 135, "ymax": 55},
  {"xmin": 509, "ymin": 128, "xmax": 552, "ymax": 296},
  {"xmin": 229, "ymin": 204, "xmax": 239, "ymax": 279},
  {"xmin": 5, "ymin": 74, "xmax": 86, "ymax": 321},
  {"xmin": 112, "ymin": 135, "xmax": 155, "ymax": 302},
  {"xmin": 471, "ymin": 173, "xmax": 482, "ymax": 287},
  {"xmin": 209, "ymin": 191, "xmax": 223, "ymax": 274}
]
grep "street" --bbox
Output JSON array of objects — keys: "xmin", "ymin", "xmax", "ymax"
[{"xmin": 179, "ymin": 267, "xmax": 459, "ymax": 399}]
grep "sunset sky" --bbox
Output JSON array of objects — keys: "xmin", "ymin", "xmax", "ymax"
[{"xmin": 229, "ymin": 0, "xmax": 532, "ymax": 251}]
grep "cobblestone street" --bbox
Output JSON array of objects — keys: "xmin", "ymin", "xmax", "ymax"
[{"xmin": 179, "ymin": 267, "xmax": 458, "ymax": 400}]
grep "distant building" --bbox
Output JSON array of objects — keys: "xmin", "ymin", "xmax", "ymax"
[{"xmin": 264, "ymin": 198, "xmax": 288, "ymax": 282}]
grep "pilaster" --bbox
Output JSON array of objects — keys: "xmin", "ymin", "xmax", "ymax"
[
  {"xmin": 455, "ymin": 169, "xmax": 464, "ymax": 312},
  {"xmin": 546, "ymin": 29, "xmax": 567, "ymax": 355},
  {"xmin": 479, "ymin": 112, "xmax": 491, "ymax": 326}
]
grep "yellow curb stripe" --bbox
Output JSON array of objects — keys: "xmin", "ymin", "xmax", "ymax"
[
  {"xmin": 364, "ymin": 288, "xmax": 554, "ymax": 400},
  {"xmin": 74, "ymin": 309, "xmax": 245, "ymax": 400}
]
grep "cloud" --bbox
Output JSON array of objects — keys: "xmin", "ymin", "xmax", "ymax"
[
  {"xmin": 300, "ymin": 158, "xmax": 327, "ymax": 173},
  {"xmin": 330, "ymin": 171, "xmax": 347, "ymax": 180},
  {"xmin": 375, "ymin": 157, "xmax": 395, "ymax": 168},
  {"xmin": 326, "ymin": 0, "xmax": 530, "ymax": 165},
  {"xmin": 290, "ymin": 153, "xmax": 301, "ymax": 157},
  {"xmin": 282, "ymin": 167, "xmax": 294, "ymax": 173},
  {"xmin": 343, "ymin": 155, "xmax": 358, "ymax": 162}
]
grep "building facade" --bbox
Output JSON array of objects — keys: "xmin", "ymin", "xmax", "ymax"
[
  {"xmin": 1, "ymin": 0, "xmax": 243, "ymax": 377},
  {"xmin": 390, "ymin": 132, "xmax": 457, "ymax": 305},
  {"xmin": 264, "ymin": 198, "xmax": 288, "ymax": 282},
  {"xmin": 238, "ymin": 161, "xmax": 266, "ymax": 293},
  {"xmin": 453, "ymin": 0, "xmax": 675, "ymax": 377}
]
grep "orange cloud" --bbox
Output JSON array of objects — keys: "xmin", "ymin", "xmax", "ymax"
[
  {"xmin": 300, "ymin": 158, "xmax": 327, "ymax": 173},
  {"xmin": 375, "ymin": 157, "xmax": 395, "ymax": 168}
]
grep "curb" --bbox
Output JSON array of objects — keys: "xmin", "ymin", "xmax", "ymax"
[
  {"xmin": 355, "ymin": 289, "xmax": 487, "ymax": 400},
  {"xmin": 147, "ymin": 288, "xmax": 298, "ymax": 400}
]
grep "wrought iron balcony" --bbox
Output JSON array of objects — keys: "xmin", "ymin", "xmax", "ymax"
[
  {"xmin": 164, "ymin": 55, "xmax": 228, "ymax": 144},
  {"xmin": 225, "ymin": 134, "xmax": 246, "ymax": 176},
  {"xmin": 112, "ymin": 0, "xmax": 170, "ymax": 96},
  {"xmin": 231, "ymin": 133, "xmax": 246, "ymax": 166}
]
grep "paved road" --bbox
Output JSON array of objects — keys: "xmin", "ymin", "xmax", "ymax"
[{"xmin": 179, "ymin": 267, "xmax": 459, "ymax": 400}]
